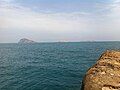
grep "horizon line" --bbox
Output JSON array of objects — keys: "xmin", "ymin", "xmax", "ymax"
[{"xmin": 1, "ymin": 40, "xmax": 120, "ymax": 43}]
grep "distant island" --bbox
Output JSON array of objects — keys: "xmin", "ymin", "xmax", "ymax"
[{"xmin": 18, "ymin": 38, "xmax": 36, "ymax": 44}]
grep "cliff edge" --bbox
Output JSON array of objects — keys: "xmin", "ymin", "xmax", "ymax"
[{"xmin": 81, "ymin": 50, "xmax": 120, "ymax": 90}]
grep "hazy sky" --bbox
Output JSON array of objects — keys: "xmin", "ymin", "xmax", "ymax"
[{"xmin": 0, "ymin": 0, "xmax": 120, "ymax": 43}]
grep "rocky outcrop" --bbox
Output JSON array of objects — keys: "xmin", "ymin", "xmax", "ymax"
[
  {"xmin": 81, "ymin": 50, "xmax": 120, "ymax": 90},
  {"xmin": 18, "ymin": 38, "xmax": 36, "ymax": 44}
]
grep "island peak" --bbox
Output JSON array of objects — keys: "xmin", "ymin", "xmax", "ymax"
[{"xmin": 18, "ymin": 38, "xmax": 36, "ymax": 44}]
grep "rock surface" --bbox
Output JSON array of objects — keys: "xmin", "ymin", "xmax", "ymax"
[
  {"xmin": 18, "ymin": 38, "xmax": 36, "ymax": 44},
  {"xmin": 81, "ymin": 50, "xmax": 120, "ymax": 90}
]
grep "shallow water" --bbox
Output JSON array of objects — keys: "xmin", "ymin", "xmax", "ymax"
[{"xmin": 0, "ymin": 42, "xmax": 120, "ymax": 90}]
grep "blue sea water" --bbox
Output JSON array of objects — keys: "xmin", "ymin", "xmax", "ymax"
[{"xmin": 0, "ymin": 42, "xmax": 120, "ymax": 90}]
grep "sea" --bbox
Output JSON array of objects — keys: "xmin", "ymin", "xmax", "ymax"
[{"xmin": 0, "ymin": 42, "xmax": 120, "ymax": 90}]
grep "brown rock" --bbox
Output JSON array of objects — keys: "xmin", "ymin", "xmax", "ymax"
[{"xmin": 81, "ymin": 50, "xmax": 120, "ymax": 90}]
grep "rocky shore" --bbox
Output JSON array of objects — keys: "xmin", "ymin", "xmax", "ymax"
[{"xmin": 81, "ymin": 50, "xmax": 120, "ymax": 90}]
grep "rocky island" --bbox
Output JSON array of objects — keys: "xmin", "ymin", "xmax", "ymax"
[
  {"xmin": 18, "ymin": 38, "xmax": 36, "ymax": 44},
  {"xmin": 81, "ymin": 50, "xmax": 120, "ymax": 90}
]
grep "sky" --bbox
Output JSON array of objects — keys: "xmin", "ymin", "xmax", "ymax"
[{"xmin": 0, "ymin": 0, "xmax": 120, "ymax": 43}]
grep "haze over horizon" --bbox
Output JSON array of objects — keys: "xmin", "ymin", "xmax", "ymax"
[{"xmin": 0, "ymin": 0, "xmax": 120, "ymax": 43}]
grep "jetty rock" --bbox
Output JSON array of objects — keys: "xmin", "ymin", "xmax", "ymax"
[
  {"xmin": 81, "ymin": 50, "xmax": 120, "ymax": 90},
  {"xmin": 18, "ymin": 38, "xmax": 36, "ymax": 44}
]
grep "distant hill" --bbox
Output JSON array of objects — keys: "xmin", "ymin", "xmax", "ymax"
[{"xmin": 18, "ymin": 38, "xmax": 36, "ymax": 44}]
